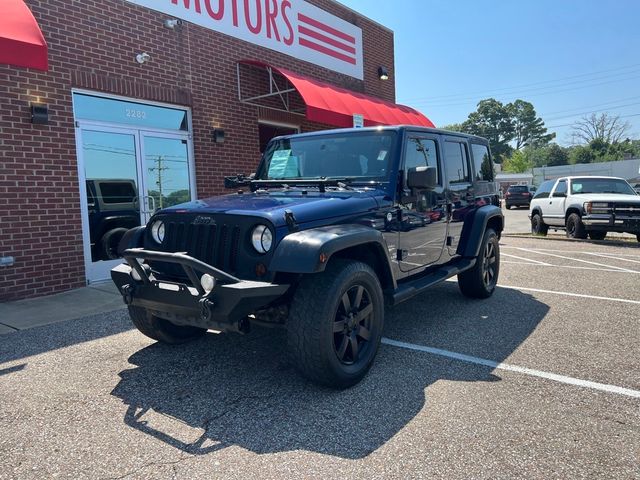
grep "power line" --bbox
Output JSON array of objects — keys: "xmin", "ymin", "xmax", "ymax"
[{"xmin": 400, "ymin": 62, "xmax": 640, "ymax": 103}]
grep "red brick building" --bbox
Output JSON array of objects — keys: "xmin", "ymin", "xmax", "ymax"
[{"xmin": 0, "ymin": 0, "xmax": 432, "ymax": 301}]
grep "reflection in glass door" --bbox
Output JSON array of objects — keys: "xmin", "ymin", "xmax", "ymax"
[
  {"xmin": 80, "ymin": 129, "xmax": 144, "ymax": 282},
  {"xmin": 142, "ymin": 135, "xmax": 192, "ymax": 217}
]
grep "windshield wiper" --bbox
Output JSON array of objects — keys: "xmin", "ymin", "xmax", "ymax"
[{"xmin": 250, "ymin": 177, "xmax": 358, "ymax": 193}]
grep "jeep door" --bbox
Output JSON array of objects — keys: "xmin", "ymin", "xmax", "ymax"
[
  {"xmin": 397, "ymin": 133, "xmax": 447, "ymax": 271},
  {"xmin": 443, "ymin": 137, "xmax": 474, "ymax": 256}
]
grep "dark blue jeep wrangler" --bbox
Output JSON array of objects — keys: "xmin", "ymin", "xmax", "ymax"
[{"xmin": 112, "ymin": 126, "xmax": 503, "ymax": 388}]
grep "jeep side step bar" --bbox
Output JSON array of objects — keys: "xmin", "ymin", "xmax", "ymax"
[{"xmin": 389, "ymin": 258, "xmax": 476, "ymax": 305}]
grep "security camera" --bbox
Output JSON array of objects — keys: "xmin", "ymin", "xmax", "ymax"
[
  {"xmin": 135, "ymin": 52, "xmax": 151, "ymax": 64},
  {"xmin": 164, "ymin": 18, "xmax": 182, "ymax": 29}
]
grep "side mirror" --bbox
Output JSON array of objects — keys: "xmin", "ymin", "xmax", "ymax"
[{"xmin": 407, "ymin": 166, "xmax": 437, "ymax": 190}]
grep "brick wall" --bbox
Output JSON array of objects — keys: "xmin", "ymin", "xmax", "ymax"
[{"xmin": 0, "ymin": 0, "xmax": 395, "ymax": 301}]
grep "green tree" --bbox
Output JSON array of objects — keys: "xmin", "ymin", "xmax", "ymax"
[
  {"xmin": 508, "ymin": 99, "xmax": 555, "ymax": 150},
  {"xmin": 440, "ymin": 123, "xmax": 464, "ymax": 132},
  {"xmin": 546, "ymin": 144, "xmax": 569, "ymax": 166},
  {"xmin": 569, "ymin": 145, "xmax": 595, "ymax": 164},
  {"xmin": 461, "ymin": 98, "xmax": 514, "ymax": 163},
  {"xmin": 502, "ymin": 150, "xmax": 533, "ymax": 173}
]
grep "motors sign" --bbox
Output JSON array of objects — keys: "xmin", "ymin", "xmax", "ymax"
[{"xmin": 125, "ymin": 0, "xmax": 364, "ymax": 79}]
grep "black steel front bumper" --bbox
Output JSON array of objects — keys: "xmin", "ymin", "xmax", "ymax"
[{"xmin": 111, "ymin": 248, "xmax": 289, "ymax": 333}]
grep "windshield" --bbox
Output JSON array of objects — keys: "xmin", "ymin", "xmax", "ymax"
[
  {"xmin": 571, "ymin": 178, "xmax": 637, "ymax": 195},
  {"xmin": 258, "ymin": 131, "xmax": 397, "ymax": 182}
]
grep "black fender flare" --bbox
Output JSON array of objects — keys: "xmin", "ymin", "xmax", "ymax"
[
  {"xmin": 269, "ymin": 224, "xmax": 394, "ymax": 277},
  {"xmin": 117, "ymin": 226, "xmax": 146, "ymax": 256},
  {"xmin": 458, "ymin": 205, "xmax": 504, "ymax": 258}
]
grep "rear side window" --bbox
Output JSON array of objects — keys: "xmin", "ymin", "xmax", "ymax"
[
  {"xmin": 444, "ymin": 141, "xmax": 471, "ymax": 184},
  {"xmin": 99, "ymin": 181, "xmax": 136, "ymax": 204},
  {"xmin": 470, "ymin": 143, "xmax": 494, "ymax": 181},
  {"xmin": 533, "ymin": 180, "xmax": 554, "ymax": 199}
]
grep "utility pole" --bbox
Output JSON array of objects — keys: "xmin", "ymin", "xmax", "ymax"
[{"xmin": 148, "ymin": 155, "xmax": 169, "ymax": 209}]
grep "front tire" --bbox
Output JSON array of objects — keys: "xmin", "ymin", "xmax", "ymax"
[
  {"xmin": 101, "ymin": 227, "xmax": 129, "ymax": 260},
  {"xmin": 566, "ymin": 213, "xmax": 587, "ymax": 239},
  {"xmin": 531, "ymin": 213, "xmax": 548, "ymax": 236},
  {"xmin": 128, "ymin": 306, "xmax": 207, "ymax": 344},
  {"xmin": 287, "ymin": 260, "xmax": 384, "ymax": 389},
  {"xmin": 458, "ymin": 228, "xmax": 500, "ymax": 299}
]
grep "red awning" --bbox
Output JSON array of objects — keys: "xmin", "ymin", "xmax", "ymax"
[
  {"xmin": 240, "ymin": 60, "xmax": 434, "ymax": 128},
  {"xmin": 0, "ymin": 0, "xmax": 48, "ymax": 71}
]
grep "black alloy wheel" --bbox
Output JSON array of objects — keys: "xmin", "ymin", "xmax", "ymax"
[
  {"xmin": 566, "ymin": 213, "xmax": 587, "ymax": 239},
  {"xmin": 481, "ymin": 239, "xmax": 498, "ymax": 290},
  {"xmin": 332, "ymin": 284, "xmax": 373, "ymax": 365},
  {"xmin": 458, "ymin": 228, "xmax": 500, "ymax": 299},
  {"xmin": 287, "ymin": 259, "xmax": 384, "ymax": 388}
]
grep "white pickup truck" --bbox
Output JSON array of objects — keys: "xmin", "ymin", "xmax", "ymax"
[{"xmin": 529, "ymin": 176, "xmax": 640, "ymax": 241}]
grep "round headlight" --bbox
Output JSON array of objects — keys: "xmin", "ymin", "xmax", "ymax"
[
  {"xmin": 251, "ymin": 225, "xmax": 273, "ymax": 254},
  {"xmin": 151, "ymin": 220, "xmax": 165, "ymax": 243}
]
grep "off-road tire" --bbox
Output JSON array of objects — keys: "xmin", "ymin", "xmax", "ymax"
[
  {"xmin": 531, "ymin": 213, "xmax": 548, "ymax": 236},
  {"xmin": 566, "ymin": 213, "xmax": 587, "ymax": 239},
  {"xmin": 101, "ymin": 227, "xmax": 129, "ymax": 260},
  {"xmin": 458, "ymin": 228, "xmax": 500, "ymax": 299},
  {"xmin": 588, "ymin": 231, "xmax": 607, "ymax": 241},
  {"xmin": 505, "ymin": 204, "xmax": 512, "ymax": 210},
  {"xmin": 128, "ymin": 306, "xmax": 207, "ymax": 344},
  {"xmin": 287, "ymin": 259, "xmax": 384, "ymax": 389},
  {"xmin": 637, "ymin": 234, "xmax": 640, "ymax": 243}
]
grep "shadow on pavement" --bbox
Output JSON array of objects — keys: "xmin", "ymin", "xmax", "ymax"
[
  {"xmin": 0, "ymin": 310, "xmax": 132, "ymax": 364},
  {"xmin": 111, "ymin": 282, "xmax": 549, "ymax": 459}
]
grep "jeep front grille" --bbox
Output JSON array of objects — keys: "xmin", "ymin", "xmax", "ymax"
[{"xmin": 162, "ymin": 220, "xmax": 242, "ymax": 274}]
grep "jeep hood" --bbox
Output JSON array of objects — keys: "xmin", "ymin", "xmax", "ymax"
[{"xmin": 161, "ymin": 190, "xmax": 382, "ymax": 227}]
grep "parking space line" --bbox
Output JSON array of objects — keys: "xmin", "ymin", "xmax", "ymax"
[
  {"xmin": 500, "ymin": 261, "xmax": 640, "ymax": 274},
  {"xmin": 501, "ymin": 253, "xmax": 551, "ymax": 265},
  {"xmin": 513, "ymin": 248, "xmax": 640, "ymax": 273},
  {"xmin": 584, "ymin": 252, "xmax": 640, "ymax": 264},
  {"xmin": 502, "ymin": 246, "xmax": 640, "ymax": 258},
  {"xmin": 381, "ymin": 338, "xmax": 640, "ymax": 399},
  {"xmin": 499, "ymin": 285, "xmax": 640, "ymax": 305}
]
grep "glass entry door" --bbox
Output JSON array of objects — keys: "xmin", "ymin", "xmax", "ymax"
[{"xmin": 77, "ymin": 126, "xmax": 194, "ymax": 283}]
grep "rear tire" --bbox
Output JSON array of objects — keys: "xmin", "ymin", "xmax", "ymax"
[
  {"xmin": 637, "ymin": 234, "xmax": 640, "ymax": 243},
  {"xmin": 531, "ymin": 213, "xmax": 548, "ymax": 236},
  {"xmin": 128, "ymin": 306, "xmax": 207, "ymax": 344},
  {"xmin": 566, "ymin": 213, "xmax": 587, "ymax": 239},
  {"xmin": 287, "ymin": 260, "xmax": 384, "ymax": 389},
  {"xmin": 458, "ymin": 228, "xmax": 500, "ymax": 299},
  {"xmin": 588, "ymin": 231, "xmax": 607, "ymax": 241}
]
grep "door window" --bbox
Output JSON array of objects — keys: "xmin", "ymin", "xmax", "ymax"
[
  {"xmin": 143, "ymin": 136, "xmax": 192, "ymax": 209},
  {"xmin": 444, "ymin": 141, "xmax": 471, "ymax": 184},
  {"xmin": 553, "ymin": 180, "xmax": 567, "ymax": 197},
  {"xmin": 405, "ymin": 137, "xmax": 439, "ymax": 183},
  {"xmin": 533, "ymin": 180, "xmax": 554, "ymax": 199}
]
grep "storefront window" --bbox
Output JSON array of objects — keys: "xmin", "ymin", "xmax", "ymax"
[{"xmin": 73, "ymin": 94, "xmax": 188, "ymax": 131}]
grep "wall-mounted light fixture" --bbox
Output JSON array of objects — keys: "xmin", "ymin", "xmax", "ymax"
[
  {"xmin": 164, "ymin": 18, "xmax": 182, "ymax": 29},
  {"xmin": 212, "ymin": 128, "xmax": 225, "ymax": 144},
  {"xmin": 31, "ymin": 103, "xmax": 49, "ymax": 124},
  {"xmin": 378, "ymin": 66, "xmax": 389, "ymax": 81},
  {"xmin": 136, "ymin": 52, "xmax": 151, "ymax": 64}
]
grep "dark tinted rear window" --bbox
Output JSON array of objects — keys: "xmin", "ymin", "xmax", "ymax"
[
  {"xmin": 99, "ymin": 182, "xmax": 136, "ymax": 204},
  {"xmin": 508, "ymin": 186, "xmax": 528, "ymax": 193}
]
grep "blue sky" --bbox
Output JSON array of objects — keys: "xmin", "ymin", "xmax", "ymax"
[{"xmin": 340, "ymin": 0, "xmax": 640, "ymax": 145}]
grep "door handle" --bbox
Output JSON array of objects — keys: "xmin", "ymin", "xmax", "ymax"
[{"xmin": 141, "ymin": 195, "xmax": 156, "ymax": 213}]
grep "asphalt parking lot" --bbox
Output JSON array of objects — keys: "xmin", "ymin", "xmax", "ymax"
[{"xmin": 1, "ymin": 236, "xmax": 639, "ymax": 479}]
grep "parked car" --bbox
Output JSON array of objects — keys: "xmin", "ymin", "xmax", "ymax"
[
  {"xmin": 111, "ymin": 126, "xmax": 503, "ymax": 388},
  {"xmin": 504, "ymin": 184, "xmax": 534, "ymax": 209},
  {"xmin": 529, "ymin": 176, "xmax": 640, "ymax": 241}
]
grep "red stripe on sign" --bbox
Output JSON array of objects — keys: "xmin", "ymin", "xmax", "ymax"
[
  {"xmin": 299, "ymin": 37, "xmax": 356, "ymax": 65},
  {"xmin": 298, "ymin": 13, "xmax": 356, "ymax": 44},
  {"xmin": 298, "ymin": 26, "xmax": 356, "ymax": 54}
]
